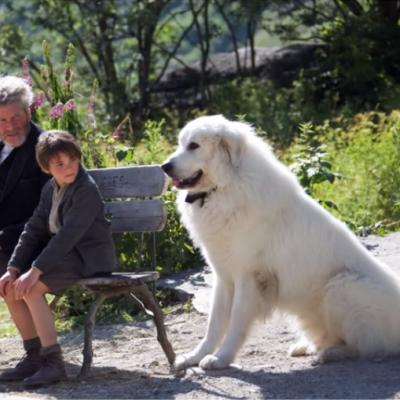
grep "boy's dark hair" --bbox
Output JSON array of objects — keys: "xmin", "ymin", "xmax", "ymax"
[{"xmin": 36, "ymin": 130, "xmax": 81, "ymax": 171}]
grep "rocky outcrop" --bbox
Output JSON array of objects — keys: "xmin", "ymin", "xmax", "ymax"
[{"xmin": 153, "ymin": 43, "xmax": 324, "ymax": 108}]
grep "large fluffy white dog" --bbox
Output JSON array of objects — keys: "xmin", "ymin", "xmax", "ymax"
[{"xmin": 162, "ymin": 114, "xmax": 400, "ymax": 370}]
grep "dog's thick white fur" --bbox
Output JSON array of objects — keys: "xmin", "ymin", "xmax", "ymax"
[{"xmin": 162, "ymin": 114, "xmax": 400, "ymax": 370}]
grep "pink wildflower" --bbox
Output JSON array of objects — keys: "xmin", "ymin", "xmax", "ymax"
[
  {"xmin": 64, "ymin": 99, "xmax": 75, "ymax": 112},
  {"xmin": 32, "ymin": 92, "xmax": 45, "ymax": 110},
  {"xmin": 112, "ymin": 128, "xmax": 123, "ymax": 139},
  {"xmin": 49, "ymin": 102, "xmax": 64, "ymax": 120}
]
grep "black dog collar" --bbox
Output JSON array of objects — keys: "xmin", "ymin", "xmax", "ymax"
[{"xmin": 185, "ymin": 188, "xmax": 217, "ymax": 207}]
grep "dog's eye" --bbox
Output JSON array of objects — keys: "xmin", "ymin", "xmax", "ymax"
[{"xmin": 188, "ymin": 142, "xmax": 199, "ymax": 150}]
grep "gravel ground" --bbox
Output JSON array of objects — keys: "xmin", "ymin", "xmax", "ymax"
[{"xmin": 1, "ymin": 233, "xmax": 400, "ymax": 399}]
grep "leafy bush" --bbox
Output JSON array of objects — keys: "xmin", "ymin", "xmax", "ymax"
[
  {"xmin": 208, "ymin": 75, "xmax": 358, "ymax": 148},
  {"xmin": 304, "ymin": 12, "xmax": 400, "ymax": 112},
  {"xmin": 289, "ymin": 122, "xmax": 341, "ymax": 210},
  {"xmin": 308, "ymin": 111, "xmax": 400, "ymax": 234},
  {"xmin": 209, "ymin": 79, "xmax": 304, "ymax": 146}
]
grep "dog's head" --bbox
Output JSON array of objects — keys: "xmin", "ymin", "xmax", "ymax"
[{"xmin": 162, "ymin": 115, "xmax": 253, "ymax": 192}]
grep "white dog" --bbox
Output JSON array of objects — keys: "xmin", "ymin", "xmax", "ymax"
[{"xmin": 162, "ymin": 115, "xmax": 400, "ymax": 370}]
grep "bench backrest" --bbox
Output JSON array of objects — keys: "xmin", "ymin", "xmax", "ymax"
[{"xmin": 88, "ymin": 165, "xmax": 167, "ymax": 233}]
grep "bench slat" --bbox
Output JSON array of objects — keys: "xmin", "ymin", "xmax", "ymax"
[
  {"xmin": 89, "ymin": 165, "xmax": 167, "ymax": 198},
  {"xmin": 106, "ymin": 200, "xmax": 166, "ymax": 232},
  {"xmin": 78, "ymin": 271, "xmax": 159, "ymax": 287}
]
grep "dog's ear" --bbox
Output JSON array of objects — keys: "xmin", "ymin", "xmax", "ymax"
[{"xmin": 219, "ymin": 132, "xmax": 244, "ymax": 168}]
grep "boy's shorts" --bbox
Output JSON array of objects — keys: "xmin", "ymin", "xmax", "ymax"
[
  {"xmin": 0, "ymin": 250, "xmax": 9, "ymax": 273},
  {"xmin": 39, "ymin": 250, "xmax": 84, "ymax": 295},
  {"xmin": 0, "ymin": 249, "xmax": 84, "ymax": 296}
]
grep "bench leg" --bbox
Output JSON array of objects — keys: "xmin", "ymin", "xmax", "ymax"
[
  {"xmin": 79, "ymin": 292, "xmax": 107, "ymax": 378},
  {"xmin": 132, "ymin": 285, "xmax": 176, "ymax": 366}
]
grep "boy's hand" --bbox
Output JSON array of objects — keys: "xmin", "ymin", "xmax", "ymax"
[
  {"xmin": 0, "ymin": 269, "xmax": 18, "ymax": 297},
  {"xmin": 13, "ymin": 267, "xmax": 42, "ymax": 300}
]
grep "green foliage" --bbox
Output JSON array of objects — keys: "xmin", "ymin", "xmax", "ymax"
[
  {"xmin": 0, "ymin": 299, "xmax": 17, "ymax": 336},
  {"xmin": 27, "ymin": 41, "xmax": 115, "ymax": 168},
  {"xmin": 53, "ymin": 288, "xmax": 141, "ymax": 328},
  {"xmin": 0, "ymin": 22, "xmax": 28, "ymax": 68},
  {"xmin": 157, "ymin": 190, "xmax": 203, "ymax": 273},
  {"xmin": 289, "ymin": 122, "xmax": 341, "ymax": 209},
  {"xmin": 307, "ymin": 111, "xmax": 400, "ymax": 235},
  {"xmin": 209, "ymin": 78, "xmax": 340, "ymax": 146},
  {"xmin": 304, "ymin": 12, "xmax": 400, "ymax": 112},
  {"xmin": 31, "ymin": 41, "xmax": 81, "ymax": 135}
]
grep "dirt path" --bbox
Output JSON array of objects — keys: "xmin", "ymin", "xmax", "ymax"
[{"xmin": 1, "ymin": 233, "xmax": 400, "ymax": 399}]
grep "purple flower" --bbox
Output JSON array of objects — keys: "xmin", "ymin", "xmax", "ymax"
[
  {"xmin": 32, "ymin": 92, "xmax": 45, "ymax": 110},
  {"xmin": 64, "ymin": 99, "xmax": 75, "ymax": 112},
  {"xmin": 49, "ymin": 102, "xmax": 64, "ymax": 120},
  {"xmin": 112, "ymin": 128, "xmax": 123, "ymax": 139}
]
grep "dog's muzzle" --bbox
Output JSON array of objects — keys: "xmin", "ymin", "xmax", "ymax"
[
  {"xmin": 161, "ymin": 162, "xmax": 173, "ymax": 176},
  {"xmin": 161, "ymin": 162, "xmax": 203, "ymax": 189}
]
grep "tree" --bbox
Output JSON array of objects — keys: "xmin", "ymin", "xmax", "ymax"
[{"xmin": 2, "ymin": 0, "xmax": 175, "ymax": 124}]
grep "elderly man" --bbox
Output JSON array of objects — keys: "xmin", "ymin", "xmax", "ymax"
[{"xmin": 0, "ymin": 75, "xmax": 48, "ymax": 381}]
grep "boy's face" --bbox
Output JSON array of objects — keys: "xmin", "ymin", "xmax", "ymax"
[{"xmin": 44, "ymin": 152, "xmax": 80, "ymax": 187}]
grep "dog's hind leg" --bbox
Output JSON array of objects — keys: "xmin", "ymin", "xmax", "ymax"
[
  {"xmin": 174, "ymin": 276, "xmax": 233, "ymax": 370},
  {"xmin": 317, "ymin": 271, "xmax": 400, "ymax": 363},
  {"xmin": 200, "ymin": 272, "xmax": 277, "ymax": 370}
]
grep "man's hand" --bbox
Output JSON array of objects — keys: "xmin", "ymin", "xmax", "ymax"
[
  {"xmin": 0, "ymin": 268, "xmax": 18, "ymax": 297},
  {"xmin": 13, "ymin": 267, "xmax": 42, "ymax": 300}
]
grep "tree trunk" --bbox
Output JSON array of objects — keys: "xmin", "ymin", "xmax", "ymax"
[
  {"xmin": 97, "ymin": 11, "xmax": 129, "ymax": 120},
  {"xmin": 136, "ymin": 0, "xmax": 169, "ymax": 120}
]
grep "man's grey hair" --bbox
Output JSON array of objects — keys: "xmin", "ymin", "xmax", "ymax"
[{"xmin": 0, "ymin": 75, "xmax": 33, "ymax": 109}]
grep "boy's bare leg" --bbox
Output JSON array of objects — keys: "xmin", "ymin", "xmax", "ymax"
[
  {"xmin": 0, "ymin": 254, "xmax": 38, "ymax": 340},
  {"xmin": 23, "ymin": 281, "xmax": 57, "ymax": 347},
  {"xmin": 23, "ymin": 281, "xmax": 67, "ymax": 386}
]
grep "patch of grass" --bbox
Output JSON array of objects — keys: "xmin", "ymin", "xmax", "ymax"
[{"xmin": 0, "ymin": 299, "xmax": 17, "ymax": 337}]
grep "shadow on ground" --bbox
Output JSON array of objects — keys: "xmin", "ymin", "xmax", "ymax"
[{"xmin": 193, "ymin": 357, "xmax": 400, "ymax": 399}]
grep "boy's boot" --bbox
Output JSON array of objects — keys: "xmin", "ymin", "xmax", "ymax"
[
  {"xmin": 0, "ymin": 337, "xmax": 42, "ymax": 381},
  {"xmin": 23, "ymin": 343, "xmax": 67, "ymax": 387}
]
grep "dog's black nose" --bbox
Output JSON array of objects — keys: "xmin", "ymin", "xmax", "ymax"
[{"xmin": 161, "ymin": 162, "xmax": 173, "ymax": 174}]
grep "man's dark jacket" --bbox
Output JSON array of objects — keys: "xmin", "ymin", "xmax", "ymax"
[
  {"xmin": 0, "ymin": 123, "xmax": 48, "ymax": 255},
  {"xmin": 9, "ymin": 166, "xmax": 116, "ymax": 276}
]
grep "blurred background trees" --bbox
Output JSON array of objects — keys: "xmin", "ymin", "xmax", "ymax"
[{"xmin": 2, "ymin": 0, "xmax": 397, "ymax": 135}]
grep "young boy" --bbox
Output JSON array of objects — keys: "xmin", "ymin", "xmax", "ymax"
[{"xmin": 0, "ymin": 130, "xmax": 116, "ymax": 386}]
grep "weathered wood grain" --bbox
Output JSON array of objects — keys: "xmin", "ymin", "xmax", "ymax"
[
  {"xmin": 105, "ymin": 200, "xmax": 166, "ymax": 232},
  {"xmin": 89, "ymin": 165, "xmax": 168, "ymax": 198}
]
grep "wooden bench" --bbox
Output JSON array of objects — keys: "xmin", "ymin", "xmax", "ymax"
[{"xmin": 73, "ymin": 165, "xmax": 175, "ymax": 377}]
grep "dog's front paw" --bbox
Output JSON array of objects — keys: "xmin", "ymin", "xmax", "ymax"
[
  {"xmin": 289, "ymin": 340, "xmax": 316, "ymax": 357},
  {"xmin": 199, "ymin": 354, "xmax": 230, "ymax": 370},
  {"xmin": 174, "ymin": 351, "xmax": 203, "ymax": 370}
]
